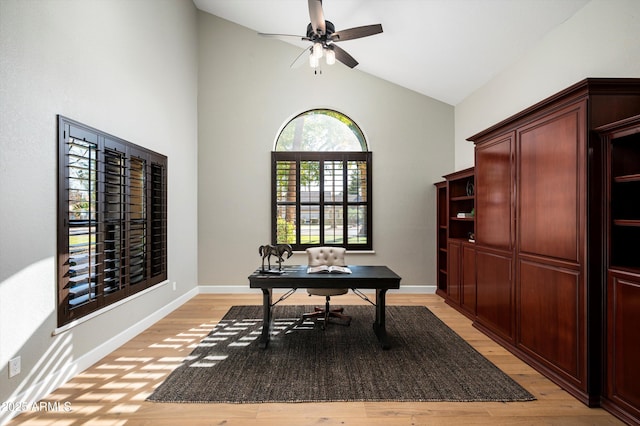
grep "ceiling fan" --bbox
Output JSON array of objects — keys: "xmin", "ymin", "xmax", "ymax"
[{"xmin": 258, "ymin": 0, "xmax": 383, "ymax": 69}]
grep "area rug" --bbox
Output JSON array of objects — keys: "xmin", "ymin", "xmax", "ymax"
[{"xmin": 147, "ymin": 305, "xmax": 535, "ymax": 403}]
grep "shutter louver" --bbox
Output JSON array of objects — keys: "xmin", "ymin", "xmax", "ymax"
[
  {"xmin": 150, "ymin": 162, "xmax": 167, "ymax": 279},
  {"xmin": 66, "ymin": 138, "xmax": 99, "ymax": 308},
  {"xmin": 347, "ymin": 160, "xmax": 368, "ymax": 245},
  {"xmin": 275, "ymin": 160, "xmax": 297, "ymax": 244},
  {"xmin": 129, "ymin": 157, "xmax": 146, "ymax": 285},
  {"xmin": 103, "ymin": 148, "xmax": 125, "ymax": 295}
]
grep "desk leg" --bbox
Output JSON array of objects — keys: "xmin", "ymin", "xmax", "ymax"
[
  {"xmin": 259, "ymin": 288, "xmax": 272, "ymax": 349},
  {"xmin": 373, "ymin": 288, "xmax": 390, "ymax": 349}
]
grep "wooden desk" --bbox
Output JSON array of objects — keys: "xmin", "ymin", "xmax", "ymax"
[{"xmin": 248, "ymin": 265, "xmax": 401, "ymax": 349}]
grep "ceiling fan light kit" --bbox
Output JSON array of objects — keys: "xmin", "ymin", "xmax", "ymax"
[
  {"xmin": 309, "ymin": 42, "xmax": 336, "ymax": 68},
  {"xmin": 259, "ymin": 0, "xmax": 383, "ymax": 71},
  {"xmin": 325, "ymin": 47, "xmax": 336, "ymax": 65}
]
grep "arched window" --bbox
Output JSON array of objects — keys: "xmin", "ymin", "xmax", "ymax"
[{"xmin": 272, "ymin": 109, "xmax": 372, "ymax": 250}]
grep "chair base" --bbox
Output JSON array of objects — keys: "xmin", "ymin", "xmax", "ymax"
[{"xmin": 302, "ymin": 297, "xmax": 351, "ymax": 329}]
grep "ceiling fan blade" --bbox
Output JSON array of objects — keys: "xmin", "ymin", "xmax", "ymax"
[
  {"xmin": 290, "ymin": 46, "xmax": 312, "ymax": 68},
  {"xmin": 308, "ymin": 0, "xmax": 326, "ymax": 35},
  {"xmin": 258, "ymin": 32, "xmax": 309, "ymax": 41},
  {"xmin": 331, "ymin": 24, "xmax": 383, "ymax": 42},
  {"xmin": 331, "ymin": 44, "xmax": 358, "ymax": 68}
]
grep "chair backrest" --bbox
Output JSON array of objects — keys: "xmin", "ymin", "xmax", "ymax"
[{"xmin": 306, "ymin": 247, "xmax": 346, "ymax": 267}]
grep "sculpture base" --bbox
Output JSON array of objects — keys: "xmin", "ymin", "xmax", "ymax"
[{"xmin": 259, "ymin": 269, "xmax": 285, "ymax": 275}]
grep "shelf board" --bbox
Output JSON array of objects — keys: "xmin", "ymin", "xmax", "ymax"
[
  {"xmin": 451, "ymin": 217, "xmax": 474, "ymax": 221},
  {"xmin": 613, "ymin": 219, "xmax": 640, "ymax": 227},
  {"xmin": 448, "ymin": 237, "xmax": 472, "ymax": 243},
  {"xmin": 609, "ymin": 266, "xmax": 640, "ymax": 276},
  {"xmin": 450, "ymin": 195, "xmax": 474, "ymax": 201},
  {"xmin": 613, "ymin": 173, "xmax": 640, "ymax": 183}
]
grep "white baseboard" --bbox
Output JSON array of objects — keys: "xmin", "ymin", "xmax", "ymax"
[{"xmin": 0, "ymin": 287, "xmax": 198, "ymax": 426}]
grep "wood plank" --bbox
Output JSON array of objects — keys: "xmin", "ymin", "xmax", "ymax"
[{"xmin": 7, "ymin": 294, "xmax": 622, "ymax": 425}]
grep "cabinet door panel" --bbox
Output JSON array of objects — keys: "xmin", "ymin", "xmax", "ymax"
[
  {"xmin": 518, "ymin": 102, "xmax": 586, "ymax": 262},
  {"xmin": 476, "ymin": 133, "xmax": 513, "ymax": 249},
  {"xmin": 461, "ymin": 243, "xmax": 476, "ymax": 315},
  {"xmin": 447, "ymin": 240, "xmax": 461, "ymax": 303},
  {"xmin": 607, "ymin": 271, "xmax": 640, "ymax": 413},
  {"xmin": 476, "ymin": 248, "xmax": 513, "ymax": 342},
  {"xmin": 519, "ymin": 260, "xmax": 582, "ymax": 381}
]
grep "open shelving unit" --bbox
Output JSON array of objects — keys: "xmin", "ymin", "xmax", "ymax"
[
  {"xmin": 435, "ymin": 181, "xmax": 448, "ymax": 295},
  {"xmin": 597, "ymin": 114, "xmax": 640, "ymax": 425},
  {"xmin": 434, "ymin": 167, "xmax": 475, "ymax": 310},
  {"xmin": 447, "ymin": 172, "xmax": 475, "ymax": 241},
  {"xmin": 609, "ymin": 127, "xmax": 640, "ymax": 271}
]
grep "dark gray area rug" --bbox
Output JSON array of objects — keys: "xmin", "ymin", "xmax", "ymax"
[{"xmin": 147, "ymin": 305, "xmax": 535, "ymax": 403}]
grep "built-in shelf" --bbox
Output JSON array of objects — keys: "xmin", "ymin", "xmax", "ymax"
[
  {"xmin": 614, "ymin": 173, "xmax": 640, "ymax": 183},
  {"xmin": 435, "ymin": 168, "xmax": 475, "ymax": 318},
  {"xmin": 450, "ymin": 195, "xmax": 474, "ymax": 201},
  {"xmin": 435, "ymin": 181, "xmax": 448, "ymax": 296},
  {"xmin": 613, "ymin": 219, "xmax": 640, "ymax": 227},
  {"xmin": 597, "ymin": 113, "xmax": 640, "ymax": 425}
]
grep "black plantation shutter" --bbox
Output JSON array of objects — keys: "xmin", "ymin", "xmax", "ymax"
[
  {"xmin": 128, "ymin": 153, "xmax": 147, "ymax": 286},
  {"xmin": 102, "ymin": 144, "xmax": 126, "ymax": 298},
  {"xmin": 149, "ymin": 159, "xmax": 167, "ymax": 281},
  {"xmin": 58, "ymin": 116, "xmax": 167, "ymax": 326},
  {"xmin": 272, "ymin": 151, "xmax": 372, "ymax": 251},
  {"xmin": 64, "ymin": 125, "xmax": 100, "ymax": 312}
]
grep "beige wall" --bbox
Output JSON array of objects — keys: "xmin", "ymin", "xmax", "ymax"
[
  {"xmin": 454, "ymin": 0, "xmax": 640, "ymax": 170},
  {"xmin": 196, "ymin": 12, "xmax": 454, "ymax": 289},
  {"xmin": 0, "ymin": 0, "xmax": 199, "ymax": 413}
]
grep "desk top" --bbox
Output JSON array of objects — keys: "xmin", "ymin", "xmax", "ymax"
[{"xmin": 248, "ymin": 265, "xmax": 401, "ymax": 289}]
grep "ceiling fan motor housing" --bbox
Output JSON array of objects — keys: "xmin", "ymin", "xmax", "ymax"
[{"xmin": 307, "ymin": 20, "xmax": 335, "ymax": 41}]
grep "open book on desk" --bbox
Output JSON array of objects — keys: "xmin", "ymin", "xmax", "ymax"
[{"xmin": 306, "ymin": 265, "xmax": 352, "ymax": 274}]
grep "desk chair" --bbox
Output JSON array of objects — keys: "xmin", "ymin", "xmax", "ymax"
[{"xmin": 302, "ymin": 247, "xmax": 352, "ymax": 328}]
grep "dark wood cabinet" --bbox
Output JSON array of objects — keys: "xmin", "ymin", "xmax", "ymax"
[
  {"xmin": 515, "ymin": 101, "xmax": 590, "ymax": 398},
  {"xmin": 461, "ymin": 242, "xmax": 476, "ymax": 316},
  {"xmin": 447, "ymin": 240, "xmax": 461, "ymax": 303},
  {"xmin": 474, "ymin": 132, "xmax": 514, "ymax": 341},
  {"xmin": 468, "ymin": 79, "xmax": 640, "ymax": 412},
  {"xmin": 603, "ymin": 270, "xmax": 640, "ymax": 425},
  {"xmin": 475, "ymin": 132, "xmax": 514, "ymax": 251},
  {"xmin": 597, "ymin": 115, "xmax": 640, "ymax": 425},
  {"xmin": 435, "ymin": 181, "xmax": 448, "ymax": 297},
  {"xmin": 475, "ymin": 246, "xmax": 513, "ymax": 343},
  {"xmin": 435, "ymin": 168, "xmax": 475, "ymax": 318}
]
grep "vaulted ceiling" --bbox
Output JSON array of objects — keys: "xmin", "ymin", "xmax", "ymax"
[{"xmin": 193, "ymin": 0, "xmax": 589, "ymax": 105}]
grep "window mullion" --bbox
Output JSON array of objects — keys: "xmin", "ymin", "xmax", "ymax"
[
  {"xmin": 295, "ymin": 155, "xmax": 301, "ymax": 247},
  {"xmin": 319, "ymin": 158, "xmax": 325, "ymax": 245},
  {"xmin": 342, "ymin": 157, "xmax": 349, "ymax": 247}
]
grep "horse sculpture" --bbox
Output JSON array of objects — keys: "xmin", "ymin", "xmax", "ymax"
[{"xmin": 259, "ymin": 244, "xmax": 293, "ymax": 272}]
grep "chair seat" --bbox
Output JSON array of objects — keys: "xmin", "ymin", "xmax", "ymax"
[{"xmin": 307, "ymin": 288, "xmax": 349, "ymax": 297}]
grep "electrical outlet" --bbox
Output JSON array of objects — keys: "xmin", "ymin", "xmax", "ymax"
[
  {"xmin": 9, "ymin": 356, "xmax": 21, "ymax": 378},
  {"xmin": 172, "ymin": 281, "xmax": 177, "ymax": 291}
]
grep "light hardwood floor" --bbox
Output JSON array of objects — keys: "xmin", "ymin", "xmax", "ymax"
[{"xmin": 9, "ymin": 293, "xmax": 623, "ymax": 425}]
